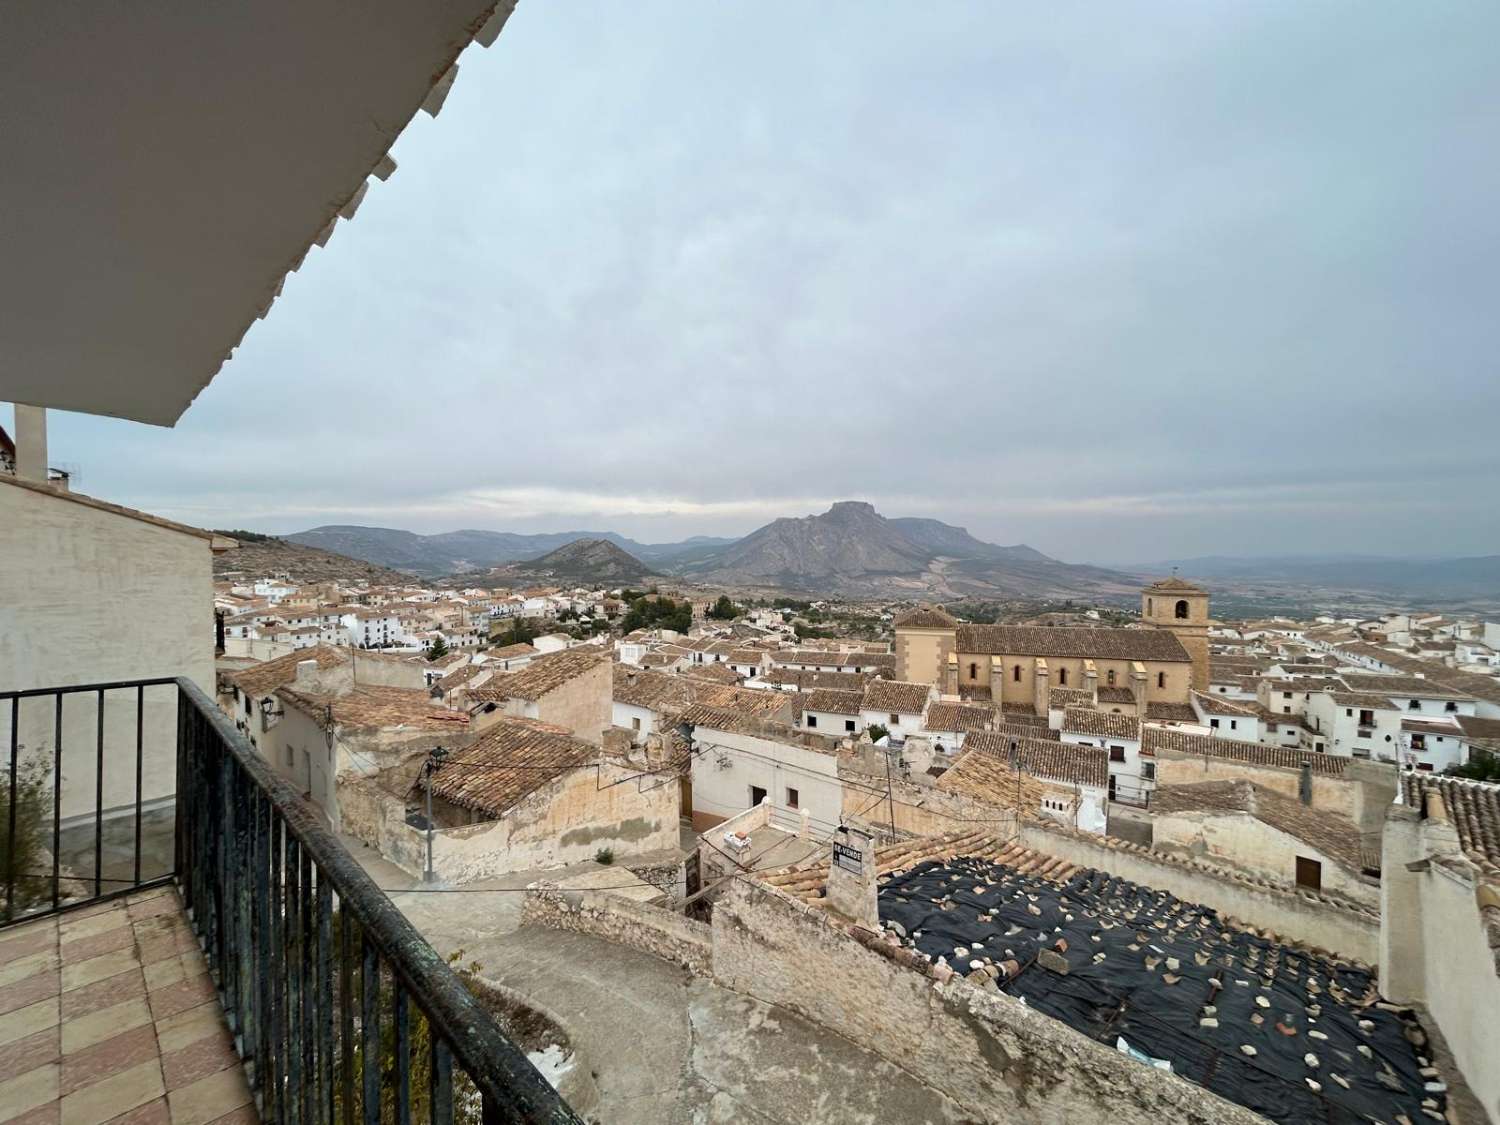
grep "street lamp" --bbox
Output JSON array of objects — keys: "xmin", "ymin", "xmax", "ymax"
[{"xmin": 422, "ymin": 746, "xmax": 449, "ymax": 884}]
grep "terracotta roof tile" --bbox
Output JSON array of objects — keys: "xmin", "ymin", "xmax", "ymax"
[
  {"xmin": 1152, "ymin": 780, "xmax": 1364, "ymax": 872},
  {"xmin": 612, "ymin": 666, "xmax": 693, "ymax": 711},
  {"xmin": 1047, "ymin": 688, "xmax": 1094, "ymax": 711},
  {"xmin": 480, "ymin": 647, "xmax": 606, "ymax": 702},
  {"xmin": 1144, "ymin": 702, "xmax": 1199, "ymax": 723},
  {"xmin": 1191, "ymin": 691, "xmax": 1258, "ymax": 717},
  {"xmin": 1143, "ymin": 728, "xmax": 1346, "ymax": 775},
  {"xmin": 423, "ymin": 719, "xmax": 593, "ymax": 818},
  {"xmin": 923, "ymin": 701, "xmax": 998, "ymax": 734},
  {"xmin": 228, "ymin": 644, "xmax": 349, "ymax": 697},
  {"xmin": 861, "ymin": 679, "xmax": 933, "ymax": 716},
  {"xmin": 894, "ymin": 607, "xmax": 958, "ymax": 629},
  {"xmin": 1401, "ymin": 773, "xmax": 1500, "ymax": 873},
  {"xmin": 957, "ymin": 731, "xmax": 1110, "ymax": 788},
  {"xmin": 803, "ymin": 689, "xmax": 865, "ymax": 716},
  {"xmin": 279, "ymin": 684, "xmax": 469, "ymax": 731},
  {"xmin": 1060, "ymin": 708, "xmax": 1140, "ymax": 742}
]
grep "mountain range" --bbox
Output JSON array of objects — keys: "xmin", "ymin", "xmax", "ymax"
[
  {"xmin": 1140, "ymin": 554, "xmax": 1500, "ymax": 604},
  {"xmin": 286, "ymin": 502, "xmax": 1141, "ymax": 598}
]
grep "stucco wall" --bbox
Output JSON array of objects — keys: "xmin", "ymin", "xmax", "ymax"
[
  {"xmin": 1153, "ymin": 752, "xmax": 1358, "ymax": 819},
  {"xmin": 522, "ymin": 882, "xmax": 711, "ymax": 976},
  {"xmin": 710, "ymin": 878, "xmax": 1263, "ymax": 1125},
  {"xmin": 980, "ymin": 654, "xmax": 1188, "ymax": 710},
  {"xmin": 1018, "ymin": 822, "xmax": 1379, "ymax": 963},
  {"xmin": 895, "ymin": 628, "xmax": 951, "ymax": 686},
  {"xmin": 532, "ymin": 660, "xmax": 611, "ymax": 743},
  {"xmin": 1381, "ymin": 807, "xmax": 1500, "ymax": 1122},
  {"xmin": 365, "ymin": 761, "xmax": 678, "ymax": 883},
  {"xmin": 838, "ymin": 769, "xmax": 1021, "ymax": 840},
  {"xmin": 690, "ymin": 727, "xmax": 842, "ymax": 839},
  {"xmin": 1152, "ymin": 754, "xmax": 1396, "ymax": 839},
  {"xmin": 0, "ymin": 483, "xmax": 215, "ymax": 820},
  {"xmin": 1151, "ymin": 810, "xmax": 1378, "ymax": 908}
]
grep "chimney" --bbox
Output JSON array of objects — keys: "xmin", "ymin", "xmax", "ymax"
[
  {"xmin": 294, "ymin": 659, "xmax": 320, "ymax": 688},
  {"xmin": 1299, "ymin": 762, "xmax": 1313, "ymax": 805},
  {"xmin": 825, "ymin": 825, "xmax": 878, "ymax": 929},
  {"xmin": 14, "ymin": 405, "xmax": 47, "ymax": 483}
]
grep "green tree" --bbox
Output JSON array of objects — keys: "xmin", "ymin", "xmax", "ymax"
[
  {"xmin": 1448, "ymin": 752, "xmax": 1500, "ymax": 783},
  {"xmin": 491, "ymin": 618, "xmax": 539, "ymax": 648},
  {"xmin": 706, "ymin": 595, "xmax": 739, "ymax": 621},
  {"xmin": 621, "ymin": 593, "xmax": 693, "ymax": 635},
  {"xmin": 865, "ymin": 723, "xmax": 890, "ymax": 744},
  {"xmin": 1, "ymin": 762, "xmax": 51, "ymax": 917},
  {"xmin": 426, "ymin": 636, "xmax": 450, "ymax": 661}
]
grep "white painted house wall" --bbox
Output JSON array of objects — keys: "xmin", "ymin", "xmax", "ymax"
[
  {"xmin": 0, "ymin": 481, "xmax": 218, "ymax": 821},
  {"xmin": 803, "ymin": 708, "xmax": 861, "ymax": 737},
  {"xmin": 688, "ymin": 725, "xmax": 841, "ymax": 837}
]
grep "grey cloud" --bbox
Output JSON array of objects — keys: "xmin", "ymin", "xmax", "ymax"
[{"xmin": 38, "ymin": 0, "xmax": 1500, "ymax": 560}]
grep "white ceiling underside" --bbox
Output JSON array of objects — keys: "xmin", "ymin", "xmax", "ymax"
[{"xmin": 0, "ymin": 1, "xmax": 513, "ymax": 426}]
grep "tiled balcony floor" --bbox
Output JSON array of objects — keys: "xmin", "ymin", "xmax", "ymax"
[{"xmin": 0, "ymin": 888, "xmax": 255, "ymax": 1125}]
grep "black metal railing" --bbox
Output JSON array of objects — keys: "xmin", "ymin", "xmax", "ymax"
[
  {"xmin": 4, "ymin": 678, "xmax": 581, "ymax": 1124},
  {"xmin": 3, "ymin": 678, "xmax": 179, "ymax": 924}
]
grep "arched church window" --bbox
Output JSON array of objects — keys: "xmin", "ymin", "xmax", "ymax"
[
  {"xmin": 1058, "ymin": 668, "xmax": 1068, "ymax": 686},
  {"xmin": 1174, "ymin": 599, "xmax": 1189, "ymax": 619}
]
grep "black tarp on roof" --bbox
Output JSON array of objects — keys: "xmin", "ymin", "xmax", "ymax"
[{"xmin": 878, "ymin": 857, "xmax": 1444, "ymax": 1125}]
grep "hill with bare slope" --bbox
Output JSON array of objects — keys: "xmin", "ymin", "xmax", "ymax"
[
  {"xmin": 212, "ymin": 531, "xmax": 414, "ymax": 586},
  {"xmin": 510, "ymin": 538, "xmax": 656, "ymax": 584}
]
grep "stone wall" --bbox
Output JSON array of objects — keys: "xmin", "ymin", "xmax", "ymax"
[
  {"xmin": 1018, "ymin": 822, "xmax": 1379, "ymax": 963},
  {"xmin": 626, "ymin": 858, "xmax": 686, "ymax": 903},
  {"xmin": 710, "ymin": 878, "xmax": 1263, "ymax": 1125},
  {"xmin": 523, "ymin": 882, "xmax": 712, "ymax": 977}
]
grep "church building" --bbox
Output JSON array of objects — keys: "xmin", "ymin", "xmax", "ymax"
[{"xmin": 894, "ymin": 578, "xmax": 1211, "ymax": 718}]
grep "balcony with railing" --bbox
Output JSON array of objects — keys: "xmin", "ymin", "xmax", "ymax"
[{"xmin": 2, "ymin": 677, "xmax": 581, "ymax": 1125}]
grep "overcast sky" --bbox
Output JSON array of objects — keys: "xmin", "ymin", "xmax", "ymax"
[{"xmin": 30, "ymin": 2, "xmax": 1500, "ymax": 564}]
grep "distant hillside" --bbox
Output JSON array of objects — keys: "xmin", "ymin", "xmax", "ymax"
[
  {"xmin": 286, "ymin": 525, "xmax": 736, "ymax": 576},
  {"xmin": 212, "ymin": 534, "xmax": 413, "ymax": 586},
  {"xmin": 285, "ymin": 506, "xmax": 1138, "ymax": 598},
  {"xmin": 511, "ymin": 538, "xmax": 655, "ymax": 584},
  {"xmin": 1142, "ymin": 554, "xmax": 1500, "ymax": 607},
  {"xmin": 689, "ymin": 501, "xmax": 931, "ymax": 581},
  {"xmin": 677, "ymin": 501, "xmax": 1139, "ymax": 599},
  {"xmin": 886, "ymin": 517, "xmax": 1050, "ymax": 563}
]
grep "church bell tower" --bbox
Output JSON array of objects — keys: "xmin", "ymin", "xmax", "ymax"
[{"xmin": 1142, "ymin": 575, "xmax": 1210, "ymax": 691}]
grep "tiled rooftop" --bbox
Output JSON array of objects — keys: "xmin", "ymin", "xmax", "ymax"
[{"xmin": 0, "ymin": 887, "xmax": 253, "ymax": 1125}]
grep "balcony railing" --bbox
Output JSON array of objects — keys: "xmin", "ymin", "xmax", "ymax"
[{"xmin": 3, "ymin": 676, "xmax": 581, "ymax": 1125}]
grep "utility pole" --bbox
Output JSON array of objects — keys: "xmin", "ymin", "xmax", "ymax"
[
  {"xmin": 883, "ymin": 746, "xmax": 896, "ymax": 838},
  {"xmin": 422, "ymin": 746, "xmax": 449, "ymax": 884}
]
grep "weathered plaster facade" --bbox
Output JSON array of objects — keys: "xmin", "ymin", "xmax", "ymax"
[{"xmin": 343, "ymin": 759, "xmax": 677, "ymax": 882}]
